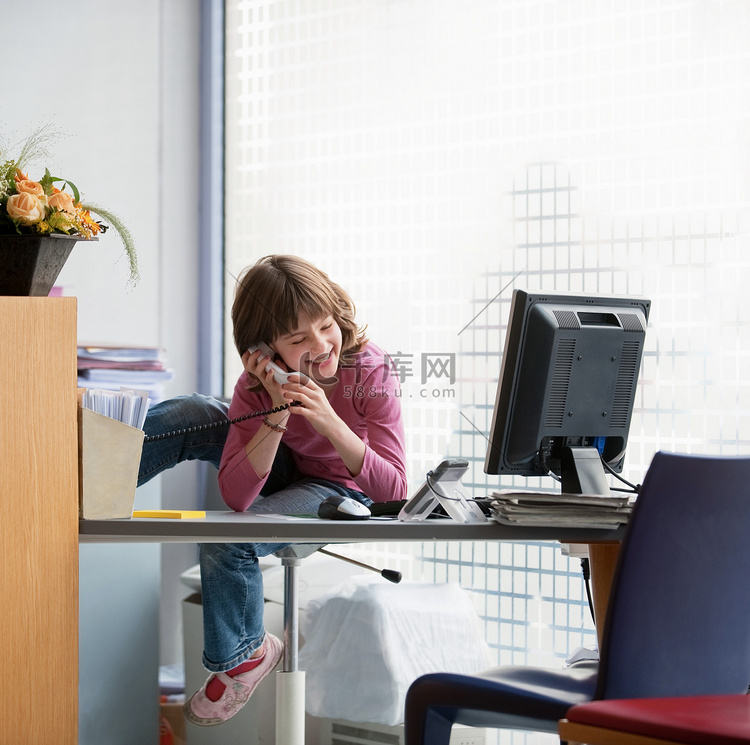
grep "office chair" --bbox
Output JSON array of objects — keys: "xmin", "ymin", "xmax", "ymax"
[
  {"xmin": 559, "ymin": 694, "xmax": 750, "ymax": 744},
  {"xmin": 404, "ymin": 451, "xmax": 750, "ymax": 745}
]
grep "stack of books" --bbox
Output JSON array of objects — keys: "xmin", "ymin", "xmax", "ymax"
[
  {"xmin": 489, "ymin": 490, "xmax": 634, "ymax": 529},
  {"xmin": 77, "ymin": 345, "xmax": 173, "ymax": 404}
]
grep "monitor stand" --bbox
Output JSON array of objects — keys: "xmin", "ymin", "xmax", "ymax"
[
  {"xmin": 560, "ymin": 446, "xmax": 611, "ymax": 496},
  {"xmin": 560, "ymin": 445, "xmax": 619, "ymax": 644}
]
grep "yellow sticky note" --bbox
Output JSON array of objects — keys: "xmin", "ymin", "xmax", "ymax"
[{"xmin": 132, "ymin": 510, "xmax": 206, "ymax": 519}]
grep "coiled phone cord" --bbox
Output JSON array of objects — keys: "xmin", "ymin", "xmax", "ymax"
[{"xmin": 143, "ymin": 402, "xmax": 300, "ymax": 443}]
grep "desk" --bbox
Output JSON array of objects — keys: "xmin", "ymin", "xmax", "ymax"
[
  {"xmin": 79, "ymin": 511, "xmax": 624, "ymax": 545},
  {"xmin": 82, "ymin": 514, "xmax": 622, "ymax": 744}
]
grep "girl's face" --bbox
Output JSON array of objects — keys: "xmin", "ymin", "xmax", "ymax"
[{"xmin": 272, "ymin": 311, "xmax": 342, "ymax": 385}]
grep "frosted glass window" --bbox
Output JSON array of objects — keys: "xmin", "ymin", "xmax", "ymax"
[{"xmin": 225, "ymin": 3, "xmax": 750, "ymax": 740}]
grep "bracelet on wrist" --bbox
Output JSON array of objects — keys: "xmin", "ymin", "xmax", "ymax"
[{"xmin": 262, "ymin": 416, "xmax": 287, "ymax": 433}]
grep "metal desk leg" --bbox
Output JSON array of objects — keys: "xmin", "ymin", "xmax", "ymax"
[{"xmin": 275, "ymin": 556, "xmax": 306, "ymax": 745}]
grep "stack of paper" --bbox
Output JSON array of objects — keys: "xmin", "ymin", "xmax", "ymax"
[
  {"xmin": 81, "ymin": 387, "xmax": 150, "ymax": 429},
  {"xmin": 77, "ymin": 345, "xmax": 173, "ymax": 404},
  {"xmin": 490, "ymin": 490, "xmax": 634, "ymax": 529}
]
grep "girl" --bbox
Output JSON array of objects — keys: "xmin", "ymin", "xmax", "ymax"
[{"xmin": 183, "ymin": 254, "xmax": 407, "ymax": 726}]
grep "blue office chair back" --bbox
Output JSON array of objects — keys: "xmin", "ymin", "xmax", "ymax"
[
  {"xmin": 403, "ymin": 452, "xmax": 750, "ymax": 745},
  {"xmin": 595, "ymin": 451, "xmax": 750, "ymax": 701}
]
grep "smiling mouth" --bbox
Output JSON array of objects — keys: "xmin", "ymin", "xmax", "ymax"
[{"xmin": 312, "ymin": 351, "xmax": 332, "ymax": 366}]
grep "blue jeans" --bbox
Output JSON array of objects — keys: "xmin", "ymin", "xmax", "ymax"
[
  {"xmin": 200, "ymin": 477, "xmax": 369, "ymax": 671},
  {"xmin": 138, "ymin": 393, "xmax": 229, "ymax": 485},
  {"xmin": 138, "ymin": 394, "xmax": 370, "ymax": 672}
]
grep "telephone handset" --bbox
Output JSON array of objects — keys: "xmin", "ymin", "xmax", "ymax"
[{"xmin": 247, "ymin": 342, "xmax": 308, "ymax": 385}]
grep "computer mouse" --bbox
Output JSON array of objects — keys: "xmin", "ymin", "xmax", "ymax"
[{"xmin": 317, "ymin": 495, "xmax": 371, "ymax": 521}]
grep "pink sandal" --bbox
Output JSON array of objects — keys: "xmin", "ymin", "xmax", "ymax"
[{"xmin": 184, "ymin": 633, "xmax": 284, "ymax": 726}]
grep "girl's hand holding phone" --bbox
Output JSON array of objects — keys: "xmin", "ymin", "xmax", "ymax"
[{"xmin": 242, "ymin": 347, "xmax": 292, "ymax": 407}]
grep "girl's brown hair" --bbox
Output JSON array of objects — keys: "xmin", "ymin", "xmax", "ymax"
[{"xmin": 232, "ymin": 254, "xmax": 368, "ymax": 361}]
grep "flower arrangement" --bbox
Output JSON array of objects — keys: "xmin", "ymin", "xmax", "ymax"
[{"xmin": 0, "ymin": 125, "xmax": 139, "ymax": 285}]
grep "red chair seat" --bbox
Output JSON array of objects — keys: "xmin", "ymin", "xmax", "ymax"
[{"xmin": 564, "ymin": 695, "xmax": 750, "ymax": 745}]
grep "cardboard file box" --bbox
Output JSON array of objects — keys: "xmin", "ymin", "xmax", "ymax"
[{"xmin": 78, "ymin": 406, "xmax": 144, "ymax": 519}]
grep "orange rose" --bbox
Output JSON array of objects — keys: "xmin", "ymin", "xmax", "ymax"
[
  {"xmin": 15, "ymin": 179, "xmax": 46, "ymax": 199},
  {"xmin": 48, "ymin": 190, "xmax": 76, "ymax": 216},
  {"xmin": 6, "ymin": 192, "xmax": 46, "ymax": 225}
]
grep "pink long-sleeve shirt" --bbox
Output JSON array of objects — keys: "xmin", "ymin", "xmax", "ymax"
[{"xmin": 218, "ymin": 342, "xmax": 407, "ymax": 512}]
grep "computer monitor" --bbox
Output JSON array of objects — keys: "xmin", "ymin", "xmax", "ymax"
[{"xmin": 484, "ymin": 289, "xmax": 650, "ymax": 495}]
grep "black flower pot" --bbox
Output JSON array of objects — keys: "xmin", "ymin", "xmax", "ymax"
[{"xmin": 0, "ymin": 233, "xmax": 79, "ymax": 296}]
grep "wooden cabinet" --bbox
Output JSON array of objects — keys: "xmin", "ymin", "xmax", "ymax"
[{"xmin": 0, "ymin": 298, "xmax": 78, "ymax": 744}]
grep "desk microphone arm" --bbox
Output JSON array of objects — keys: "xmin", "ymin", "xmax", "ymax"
[{"xmin": 317, "ymin": 547, "xmax": 402, "ymax": 584}]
